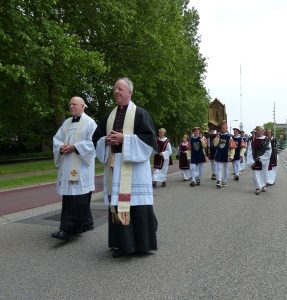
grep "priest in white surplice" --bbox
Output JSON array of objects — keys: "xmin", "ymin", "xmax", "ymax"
[
  {"xmin": 52, "ymin": 96, "xmax": 97, "ymax": 241},
  {"xmin": 93, "ymin": 77, "xmax": 158, "ymax": 258}
]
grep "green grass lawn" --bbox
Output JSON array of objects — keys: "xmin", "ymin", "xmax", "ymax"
[
  {"xmin": 0, "ymin": 173, "xmax": 57, "ymax": 189},
  {"xmin": 0, "ymin": 160, "xmax": 56, "ymax": 175},
  {"xmin": 0, "ymin": 155, "xmax": 177, "ymax": 189},
  {"xmin": 0, "ymin": 159, "xmax": 104, "ymax": 189}
]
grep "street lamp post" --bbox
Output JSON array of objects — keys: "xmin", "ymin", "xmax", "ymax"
[{"xmin": 230, "ymin": 119, "xmax": 239, "ymax": 132}]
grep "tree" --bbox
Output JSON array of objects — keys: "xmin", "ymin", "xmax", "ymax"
[
  {"xmin": 0, "ymin": 0, "xmax": 106, "ymax": 153},
  {"xmin": 0, "ymin": 0, "xmax": 208, "ymax": 154}
]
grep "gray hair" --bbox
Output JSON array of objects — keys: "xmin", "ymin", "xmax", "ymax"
[{"xmin": 117, "ymin": 77, "xmax": 133, "ymax": 93}]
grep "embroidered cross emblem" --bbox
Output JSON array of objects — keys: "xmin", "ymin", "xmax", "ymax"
[{"xmin": 71, "ymin": 169, "xmax": 78, "ymax": 177}]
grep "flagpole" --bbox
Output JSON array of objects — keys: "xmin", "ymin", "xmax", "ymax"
[{"xmin": 239, "ymin": 64, "xmax": 243, "ymax": 131}]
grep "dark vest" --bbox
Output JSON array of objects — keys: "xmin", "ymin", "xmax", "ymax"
[
  {"xmin": 215, "ymin": 133, "xmax": 231, "ymax": 162},
  {"xmin": 154, "ymin": 138, "xmax": 170, "ymax": 169},
  {"xmin": 233, "ymin": 136, "xmax": 242, "ymax": 160},
  {"xmin": 208, "ymin": 134, "xmax": 217, "ymax": 160},
  {"xmin": 179, "ymin": 143, "xmax": 190, "ymax": 170},
  {"xmin": 268, "ymin": 137, "xmax": 278, "ymax": 170},
  {"xmin": 251, "ymin": 137, "xmax": 269, "ymax": 170},
  {"xmin": 190, "ymin": 136, "xmax": 205, "ymax": 164}
]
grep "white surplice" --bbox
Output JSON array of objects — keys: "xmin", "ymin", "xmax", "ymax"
[
  {"xmin": 53, "ymin": 113, "xmax": 97, "ymax": 195},
  {"xmin": 96, "ymin": 134, "xmax": 154, "ymax": 206}
]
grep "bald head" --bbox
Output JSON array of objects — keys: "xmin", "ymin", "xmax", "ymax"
[{"xmin": 69, "ymin": 96, "xmax": 85, "ymax": 117}]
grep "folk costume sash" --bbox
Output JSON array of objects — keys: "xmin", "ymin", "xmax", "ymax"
[
  {"xmin": 106, "ymin": 101, "xmax": 136, "ymax": 225},
  {"xmin": 154, "ymin": 138, "xmax": 170, "ymax": 169},
  {"xmin": 251, "ymin": 137, "xmax": 270, "ymax": 170},
  {"xmin": 63, "ymin": 115, "xmax": 85, "ymax": 182}
]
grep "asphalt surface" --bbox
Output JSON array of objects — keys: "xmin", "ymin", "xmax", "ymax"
[{"xmin": 1, "ymin": 152, "xmax": 287, "ymax": 299}]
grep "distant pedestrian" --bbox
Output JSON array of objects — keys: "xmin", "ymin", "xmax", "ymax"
[
  {"xmin": 207, "ymin": 129, "xmax": 218, "ymax": 180},
  {"xmin": 246, "ymin": 125, "xmax": 271, "ymax": 195},
  {"xmin": 266, "ymin": 129, "xmax": 278, "ymax": 186},
  {"xmin": 239, "ymin": 130, "xmax": 247, "ymax": 172},
  {"xmin": 52, "ymin": 96, "xmax": 97, "ymax": 241},
  {"xmin": 214, "ymin": 120, "xmax": 236, "ymax": 188},
  {"xmin": 153, "ymin": 128, "xmax": 172, "ymax": 188},
  {"xmin": 189, "ymin": 127, "xmax": 207, "ymax": 187},
  {"xmin": 232, "ymin": 128, "xmax": 246, "ymax": 181},
  {"xmin": 178, "ymin": 135, "xmax": 191, "ymax": 181}
]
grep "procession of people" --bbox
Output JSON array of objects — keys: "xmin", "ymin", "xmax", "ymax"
[{"xmin": 51, "ymin": 77, "xmax": 280, "ymax": 259}]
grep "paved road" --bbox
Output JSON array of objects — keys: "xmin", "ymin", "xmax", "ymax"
[{"xmin": 1, "ymin": 152, "xmax": 287, "ymax": 299}]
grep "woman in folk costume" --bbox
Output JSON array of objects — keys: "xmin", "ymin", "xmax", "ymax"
[
  {"xmin": 232, "ymin": 128, "xmax": 246, "ymax": 181},
  {"xmin": 93, "ymin": 77, "xmax": 158, "ymax": 258},
  {"xmin": 207, "ymin": 129, "xmax": 218, "ymax": 180},
  {"xmin": 178, "ymin": 135, "xmax": 191, "ymax": 181},
  {"xmin": 266, "ymin": 129, "xmax": 278, "ymax": 186},
  {"xmin": 246, "ymin": 125, "xmax": 272, "ymax": 195},
  {"xmin": 213, "ymin": 120, "xmax": 236, "ymax": 188},
  {"xmin": 189, "ymin": 127, "xmax": 207, "ymax": 187},
  {"xmin": 152, "ymin": 128, "xmax": 172, "ymax": 188},
  {"xmin": 52, "ymin": 96, "xmax": 97, "ymax": 241}
]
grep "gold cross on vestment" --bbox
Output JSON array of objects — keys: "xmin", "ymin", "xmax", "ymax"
[{"xmin": 70, "ymin": 169, "xmax": 78, "ymax": 177}]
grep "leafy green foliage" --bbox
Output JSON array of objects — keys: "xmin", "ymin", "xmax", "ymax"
[{"xmin": 0, "ymin": 0, "xmax": 208, "ymax": 153}]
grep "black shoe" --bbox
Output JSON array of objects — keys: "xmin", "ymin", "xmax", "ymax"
[
  {"xmin": 161, "ymin": 182, "xmax": 166, "ymax": 187},
  {"xmin": 51, "ymin": 230, "xmax": 71, "ymax": 241},
  {"xmin": 112, "ymin": 249, "xmax": 125, "ymax": 258},
  {"xmin": 83, "ymin": 224, "xmax": 94, "ymax": 232},
  {"xmin": 190, "ymin": 181, "xmax": 196, "ymax": 187},
  {"xmin": 152, "ymin": 181, "xmax": 156, "ymax": 188},
  {"xmin": 211, "ymin": 174, "xmax": 217, "ymax": 180},
  {"xmin": 234, "ymin": 176, "xmax": 239, "ymax": 181}
]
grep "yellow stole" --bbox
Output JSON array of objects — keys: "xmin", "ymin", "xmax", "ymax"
[{"xmin": 106, "ymin": 102, "xmax": 136, "ymax": 225}]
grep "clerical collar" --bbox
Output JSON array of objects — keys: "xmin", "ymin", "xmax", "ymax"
[{"xmin": 72, "ymin": 115, "xmax": 82, "ymax": 122}]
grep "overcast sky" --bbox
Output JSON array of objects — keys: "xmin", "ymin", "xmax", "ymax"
[{"xmin": 188, "ymin": 0, "xmax": 287, "ymax": 133}]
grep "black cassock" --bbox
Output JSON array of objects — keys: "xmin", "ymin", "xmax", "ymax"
[
  {"xmin": 93, "ymin": 105, "xmax": 158, "ymax": 254},
  {"xmin": 60, "ymin": 192, "xmax": 94, "ymax": 234}
]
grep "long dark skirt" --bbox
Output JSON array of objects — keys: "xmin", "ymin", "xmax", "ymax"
[
  {"xmin": 108, "ymin": 205, "xmax": 158, "ymax": 254},
  {"xmin": 60, "ymin": 192, "xmax": 94, "ymax": 234}
]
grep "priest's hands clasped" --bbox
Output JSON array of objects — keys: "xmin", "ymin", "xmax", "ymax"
[
  {"xmin": 106, "ymin": 130, "xmax": 124, "ymax": 145},
  {"xmin": 60, "ymin": 144, "xmax": 76, "ymax": 154}
]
